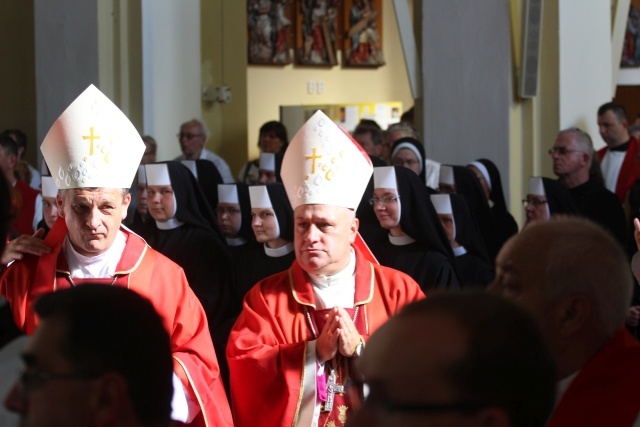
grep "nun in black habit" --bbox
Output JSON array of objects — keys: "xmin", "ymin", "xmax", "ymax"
[
  {"xmin": 431, "ymin": 193, "xmax": 495, "ymax": 287},
  {"xmin": 390, "ymin": 137, "xmax": 436, "ymax": 193},
  {"xmin": 181, "ymin": 159, "xmax": 225, "ymax": 216},
  {"xmin": 524, "ymin": 176, "xmax": 579, "ymax": 226},
  {"xmin": 468, "ymin": 158, "xmax": 519, "ymax": 251},
  {"xmin": 244, "ymin": 183, "xmax": 295, "ymax": 296},
  {"xmin": 368, "ymin": 165, "xmax": 460, "ymax": 292},
  {"xmin": 142, "ymin": 161, "xmax": 239, "ymax": 376},
  {"xmin": 440, "ymin": 164, "xmax": 501, "ymax": 263},
  {"xmin": 217, "ymin": 183, "xmax": 258, "ymax": 300}
]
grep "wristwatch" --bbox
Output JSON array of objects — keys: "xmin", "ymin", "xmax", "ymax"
[{"xmin": 353, "ymin": 337, "xmax": 365, "ymax": 358}]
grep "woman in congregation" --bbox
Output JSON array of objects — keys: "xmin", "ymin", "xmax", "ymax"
[
  {"xmin": 245, "ymin": 183, "xmax": 295, "ymax": 295},
  {"xmin": 467, "ymin": 158, "xmax": 519, "ymax": 251},
  {"xmin": 431, "ymin": 193, "xmax": 494, "ymax": 287},
  {"xmin": 524, "ymin": 176, "xmax": 579, "ymax": 226},
  {"xmin": 368, "ymin": 165, "xmax": 459, "ymax": 292}
]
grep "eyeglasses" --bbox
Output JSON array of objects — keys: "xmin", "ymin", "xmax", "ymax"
[
  {"xmin": 547, "ymin": 147, "xmax": 585, "ymax": 156},
  {"xmin": 216, "ymin": 207, "xmax": 241, "ymax": 215},
  {"xmin": 177, "ymin": 133, "xmax": 203, "ymax": 140},
  {"xmin": 368, "ymin": 196, "xmax": 400, "ymax": 206},
  {"xmin": 522, "ymin": 198, "xmax": 548, "ymax": 207},
  {"xmin": 392, "ymin": 158, "xmax": 420, "ymax": 167},
  {"xmin": 17, "ymin": 369, "xmax": 100, "ymax": 392},
  {"xmin": 346, "ymin": 379, "xmax": 488, "ymax": 414}
]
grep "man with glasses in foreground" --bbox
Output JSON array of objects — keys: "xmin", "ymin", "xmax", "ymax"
[
  {"xmin": 346, "ymin": 292, "xmax": 555, "ymax": 427},
  {"xmin": 4, "ymin": 285, "xmax": 173, "ymax": 427},
  {"xmin": 550, "ymin": 127, "xmax": 625, "ymax": 246}
]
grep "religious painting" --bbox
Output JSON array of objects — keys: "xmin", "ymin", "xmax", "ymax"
[
  {"xmin": 622, "ymin": 2, "xmax": 640, "ymax": 67},
  {"xmin": 343, "ymin": 0, "xmax": 384, "ymax": 67},
  {"xmin": 296, "ymin": 0, "xmax": 342, "ymax": 66},
  {"xmin": 248, "ymin": 0, "xmax": 294, "ymax": 65}
]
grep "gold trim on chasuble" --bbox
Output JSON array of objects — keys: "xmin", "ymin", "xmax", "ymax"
[{"xmin": 173, "ymin": 356, "xmax": 211, "ymax": 427}]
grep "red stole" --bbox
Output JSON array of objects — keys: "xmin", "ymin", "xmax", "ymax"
[
  {"xmin": 548, "ymin": 328, "xmax": 640, "ymax": 426},
  {"xmin": 597, "ymin": 137, "xmax": 640, "ymax": 202}
]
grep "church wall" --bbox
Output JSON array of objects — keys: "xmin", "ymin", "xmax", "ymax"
[
  {"xmin": 0, "ymin": 1, "xmax": 37, "ymax": 166},
  {"xmin": 245, "ymin": 0, "xmax": 413, "ymax": 178}
]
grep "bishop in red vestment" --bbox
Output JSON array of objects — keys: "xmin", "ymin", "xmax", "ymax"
[{"xmin": 227, "ymin": 110, "xmax": 424, "ymax": 427}]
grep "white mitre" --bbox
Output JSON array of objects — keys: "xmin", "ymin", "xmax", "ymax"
[
  {"xmin": 281, "ymin": 110, "xmax": 373, "ymax": 210},
  {"xmin": 40, "ymin": 84, "xmax": 145, "ymax": 189}
]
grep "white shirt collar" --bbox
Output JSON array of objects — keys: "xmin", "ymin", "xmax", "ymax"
[
  {"xmin": 226, "ymin": 236, "xmax": 247, "ymax": 247},
  {"xmin": 453, "ymin": 246, "xmax": 467, "ymax": 256},
  {"xmin": 264, "ymin": 242, "xmax": 294, "ymax": 257},
  {"xmin": 63, "ymin": 230, "xmax": 127, "ymax": 278},
  {"xmin": 388, "ymin": 234, "xmax": 416, "ymax": 246},
  {"xmin": 156, "ymin": 217, "xmax": 184, "ymax": 230}
]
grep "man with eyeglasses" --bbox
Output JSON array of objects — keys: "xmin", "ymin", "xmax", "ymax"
[
  {"xmin": 596, "ymin": 102, "xmax": 640, "ymax": 202},
  {"xmin": 175, "ymin": 119, "xmax": 234, "ymax": 183},
  {"xmin": 4, "ymin": 285, "xmax": 174, "ymax": 427},
  {"xmin": 346, "ymin": 292, "xmax": 555, "ymax": 427},
  {"xmin": 550, "ymin": 127, "xmax": 626, "ymax": 247}
]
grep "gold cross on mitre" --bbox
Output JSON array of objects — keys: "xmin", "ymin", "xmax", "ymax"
[{"xmin": 82, "ymin": 126, "xmax": 101, "ymax": 156}]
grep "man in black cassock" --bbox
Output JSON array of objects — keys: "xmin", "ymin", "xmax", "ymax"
[{"xmin": 551, "ymin": 128, "xmax": 626, "ymax": 247}]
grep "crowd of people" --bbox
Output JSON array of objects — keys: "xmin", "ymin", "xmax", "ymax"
[{"xmin": 0, "ymin": 85, "xmax": 640, "ymax": 426}]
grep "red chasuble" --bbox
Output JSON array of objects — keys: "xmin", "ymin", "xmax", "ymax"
[
  {"xmin": 0, "ymin": 217, "xmax": 233, "ymax": 427},
  {"xmin": 227, "ymin": 246, "xmax": 424, "ymax": 427},
  {"xmin": 597, "ymin": 137, "xmax": 640, "ymax": 202},
  {"xmin": 548, "ymin": 327, "xmax": 640, "ymax": 427}
]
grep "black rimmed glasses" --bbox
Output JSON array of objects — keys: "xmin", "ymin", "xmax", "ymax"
[
  {"xmin": 547, "ymin": 147, "xmax": 585, "ymax": 156},
  {"xmin": 17, "ymin": 369, "xmax": 101, "ymax": 392},
  {"xmin": 368, "ymin": 196, "xmax": 400, "ymax": 206},
  {"xmin": 522, "ymin": 198, "xmax": 548, "ymax": 207},
  {"xmin": 177, "ymin": 133, "xmax": 204, "ymax": 140}
]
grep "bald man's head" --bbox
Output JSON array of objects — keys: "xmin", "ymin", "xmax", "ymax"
[{"xmin": 490, "ymin": 217, "xmax": 631, "ymax": 376}]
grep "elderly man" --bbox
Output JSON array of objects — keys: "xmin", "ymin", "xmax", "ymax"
[
  {"xmin": 490, "ymin": 217, "xmax": 640, "ymax": 426},
  {"xmin": 597, "ymin": 102, "xmax": 640, "ymax": 202},
  {"xmin": 550, "ymin": 127, "xmax": 626, "ymax": 246},
  {"xmin": 174, "ymin": 119, "xmax": 234, "ymax": 183},
  {"xmin": 347, "ymin": 293, "xmax": 556, "ymax": 427},
  {"xmin": 4, "ymin": 285, "xmax": 173, "ymax": 427},
  {"xmin": 227, "ymin": 111, "xmax": 424, "ymax": 427},
  {"xmin": 0, "ymin": 85, "xmax": 232, "ymax": 427}
]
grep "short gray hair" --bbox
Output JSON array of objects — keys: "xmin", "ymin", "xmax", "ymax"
[
  {"xmin": 557, "ymin": 127, "xmax": 594, "ymax": 161},
  {"xmin": 181, "ymin": 119, "xmax": 209, "ymax": 140}
]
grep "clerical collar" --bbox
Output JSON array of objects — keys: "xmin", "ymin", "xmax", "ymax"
[
  {"xmin": 63, "ymin": 230, "xmax": 127, "ymax": 278},
  {"xmin": 226, "ymin": 236, "xmax": 247, "ymax": 247},
  {"xmin": 488, "ymin": 199, "xmax": 494, "ymax": 208},
  {"xmin": 388, "ymin": 234, "xmax": 416, "ymax": 246},
  {"xmin": 453, "ymin": 246, "xmax": 467, "ymax": 256},
  {"xmin": 264, "ymin": 241, "xmax": 294, "ymax": 257},
  {"xmin": 555, "ymin": 370, "xmax": 579, "ymax": 407},
  {"xmin": 156, "ymin": 217, "xmax": 184, "ymax": 230},
  {"xmin": 309, "ymin": 249, "xmax": 356, "ymax": 289},
  {"xmin": 609, "ymin": 140, "xmax": 630, "ymax": 152}
]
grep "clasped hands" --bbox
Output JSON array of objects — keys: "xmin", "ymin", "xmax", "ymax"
[{"xmin": 316, "ymin": 306, "xmax": 362, "ymax": 364}]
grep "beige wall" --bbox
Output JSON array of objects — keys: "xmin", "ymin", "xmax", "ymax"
[
  {"xmin": 245, "ymin": 0, "xmax": 413, "ymax": 178},
  {"xmin": 0, "ymin": 2, "xmax": 36, "ymax": 164}
]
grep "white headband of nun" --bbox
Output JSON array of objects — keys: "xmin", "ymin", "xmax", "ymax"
[{"xmin": 391, "ymin": 143, "xmax": 423, "ymax": 173}]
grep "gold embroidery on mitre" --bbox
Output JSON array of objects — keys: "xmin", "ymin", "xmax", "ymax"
[
  {"xmin": 326, "ymin": 422, "xmax": 336, "ymax": 427},
  {"xmin": 338, "ymin": 405, "xmax": 348, "ymax": 425},
  {"xmin": 55, "ymin": 126, "xmax": 117, "ymax": 187}
]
